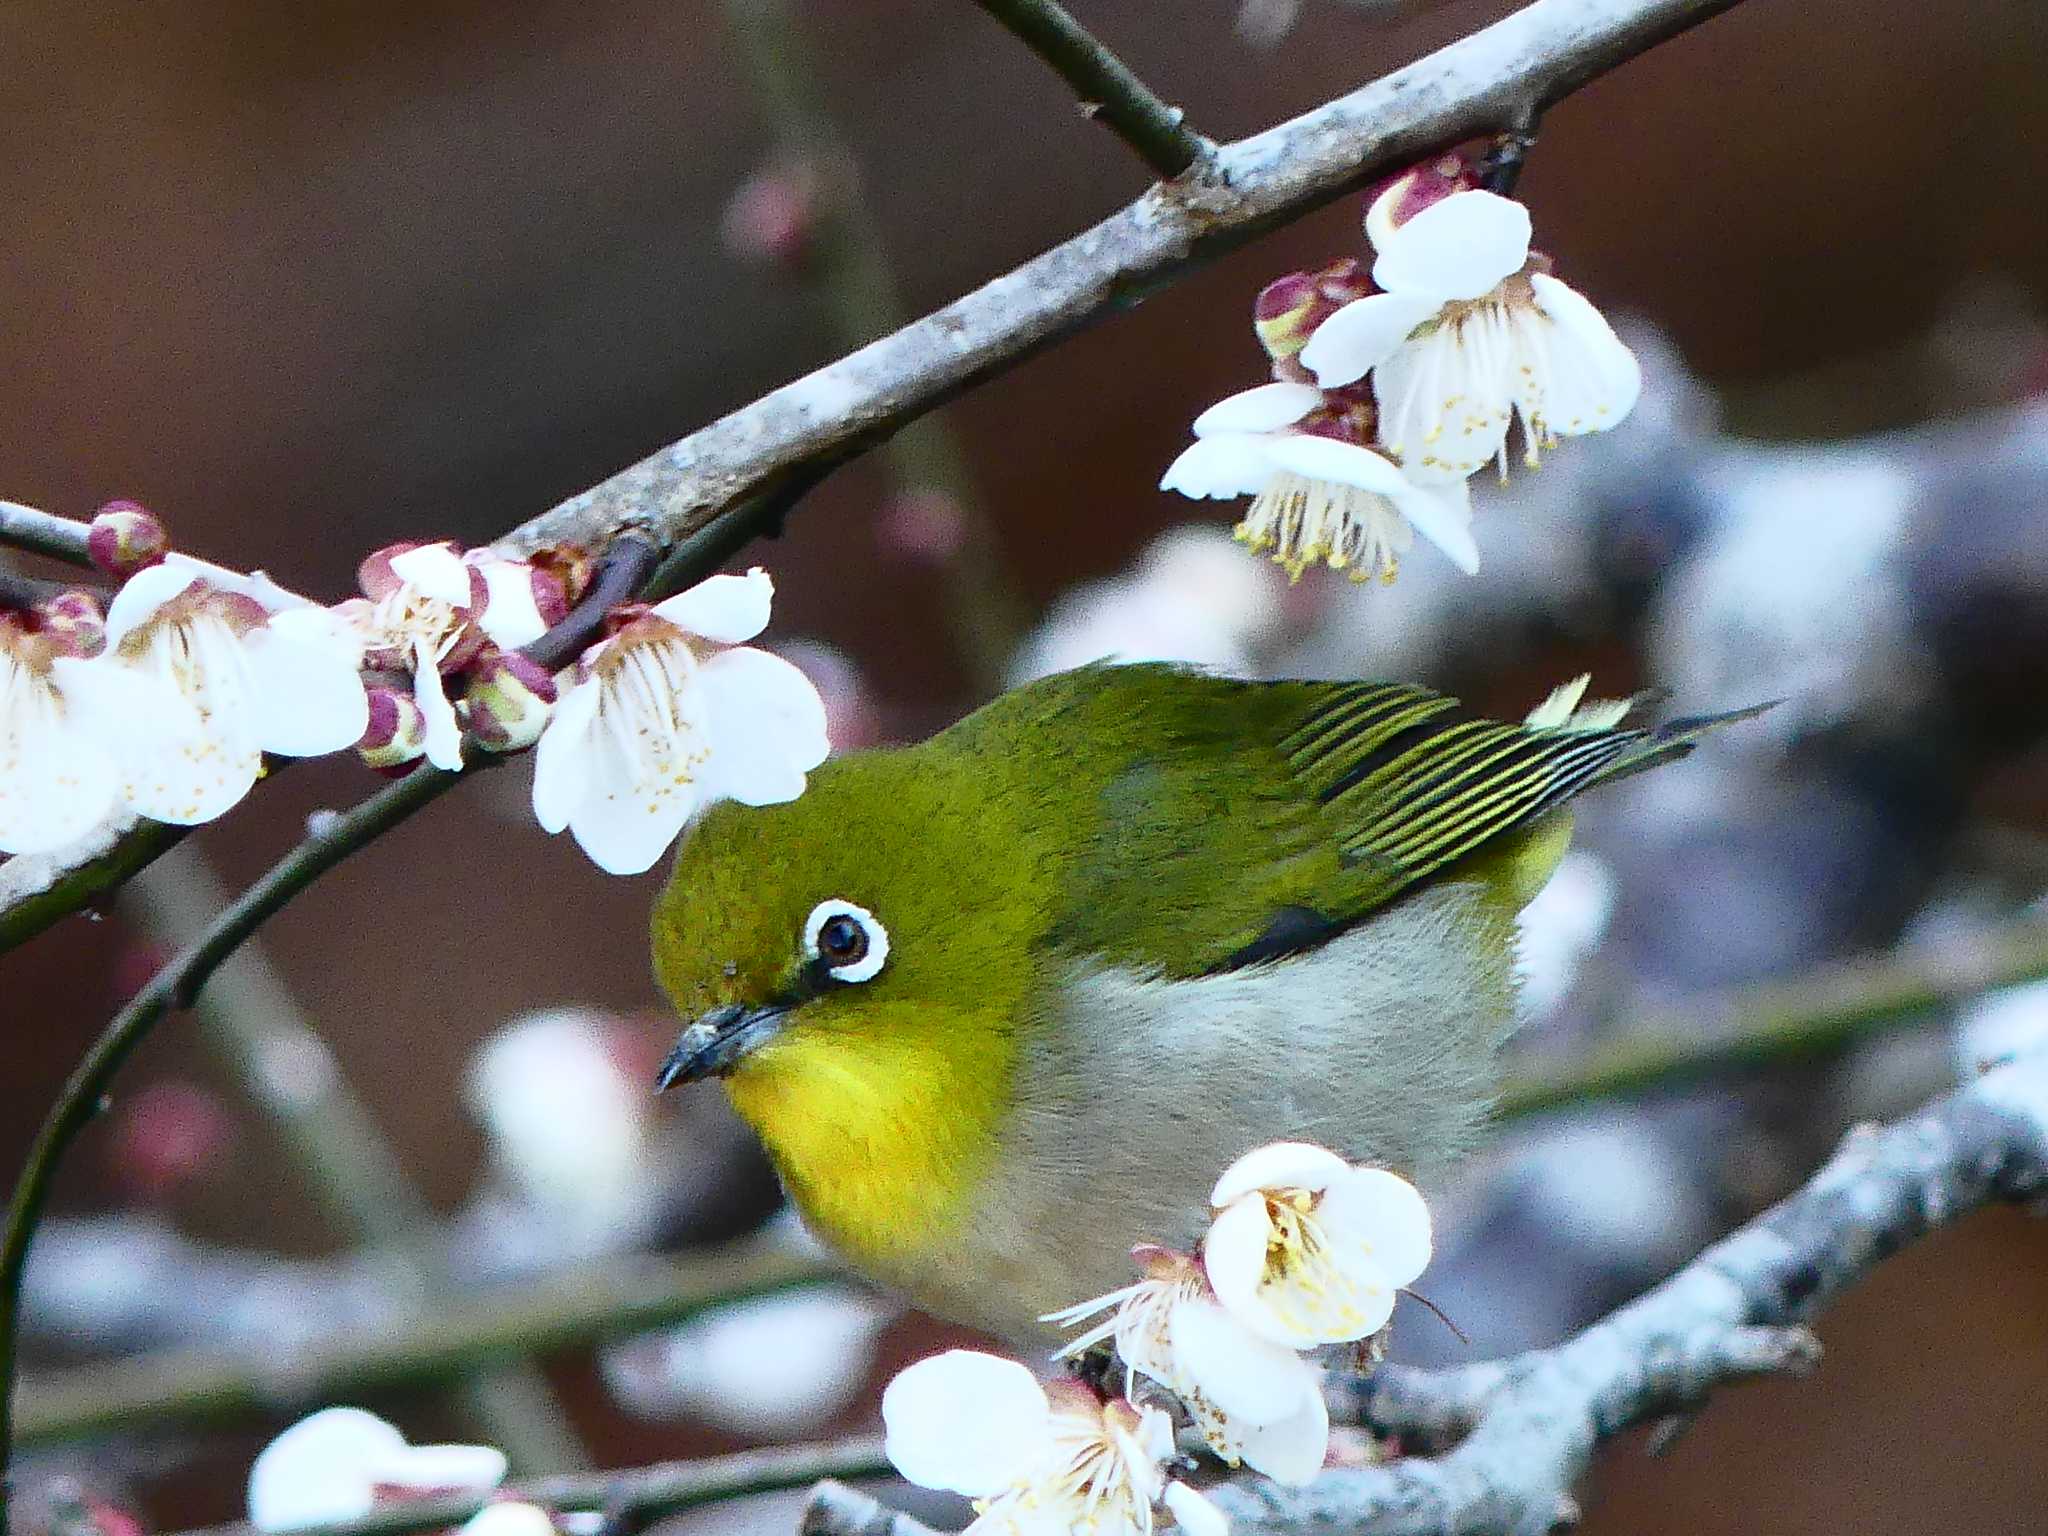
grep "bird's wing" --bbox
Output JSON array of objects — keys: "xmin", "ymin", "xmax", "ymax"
[{"xmin": 1034, "ymin": 667, "xmax": 1760, "ymax": 978}]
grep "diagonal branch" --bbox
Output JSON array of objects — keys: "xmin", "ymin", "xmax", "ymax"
[
  {"xmin": 796, "ymin": 1048, "xmax": 2048, "ymax": 1536},
  {"xmin": 0, "ymin": 501, "xmax": 93, "ymax": 567},
  {"xmin": 967, "ymin": 0, "xmax": 1209, "ymax": 178}
]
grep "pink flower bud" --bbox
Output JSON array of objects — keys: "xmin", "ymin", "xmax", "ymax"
[
  {"xmin": 875, "ymin": 490, "xmax": 967, "ymax": 565},
  {"xmin": 1254, "ymin": 258, "xmax": 1374, "ymax": 363},
  {"xmin": 464, "ymin": 648, "xmax": 558, "ymax": 753},
  {"xmin": 721, "ymin": 165, "xmax": 821, "ymax": 271},
  {"xmin": 529, "ymin": 543, "xmax": 595, "ymax": 612},
  {"xmin": 103, "ymin": 1078, "xmax": 235, "ymax": 1203},
  {"xmin": 1364, "ymin": 152, "xmax": 1482, "ymax": 249},
  {"xmin": 35, "ymin": 590, "xmax": 107, "ymax": 658},
  {"xmin": 358, "ymin": 686, "xmax": 428, "ymax": 769},
  {"xmin": 87, "ymin": 500, "xmax": 169, "ymax": 578}
]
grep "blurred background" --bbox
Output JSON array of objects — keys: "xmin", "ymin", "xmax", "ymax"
[{"xmin": 5, "ymin": 0, "xmax": 2048, "ymax": 1530}]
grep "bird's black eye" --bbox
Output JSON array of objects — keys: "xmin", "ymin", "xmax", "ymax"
[
  {"xmin": 802, "ymin": 898, "xmax": 889, "ymax": 984},
  {"xmin": 818, "ymin": 914, "xmax": 867, "ymax": 965}
]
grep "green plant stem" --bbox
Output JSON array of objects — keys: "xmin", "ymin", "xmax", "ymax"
[
  {"xmin": 1498, "ymin": 919, "xmax": 2048, "ymax": 1120},
  {"xmin": 968, "ymin": 0, "xmax": 1207, "ymax": 178},
  {"xmin": 127, "ymin": 853, "xmax": 587, "ymax": 1473},
  {"xmin": 719, "ymin": 0, "xmax": 1028, "ymax": 691},
  {"xmin": 14, "ymin": 1245, "xmax": 828, "ymax": 1447},
  {"xmin": 0, "ymin": 501, "xmax": 94, "ymax": 567},
  {"xmin": 179, "ymin": 1435, "xmax": 893, "ymax": 1536}
]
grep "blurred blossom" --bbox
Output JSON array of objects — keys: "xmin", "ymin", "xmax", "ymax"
[
  {"xmin": 102, "ymin": 1078, "xmax": 235, "ymax": 1203},
  {"xmin": 721, "ymin": 163, "xmax": 822, "ymax": 271},
  {"xmin": 1515, "ymin": 851, "xmax": 1617, "ymax": 1020},
  {"xmin": 463, "ymin": 1009, "xmax": 657, "ymax": 1252},
  {"xmin": 1009, "ymin": 526, "xmax": 1289, "ymax": 684},
  {"xmin": 600, "ymin": 1284, "xmax": 896, "ymax": 1434},
  {"xmin": 772, "ymin": 638, "xmax": 882, "ymax": 751},
  {"xmin": 875, "ymin": 489, "xmax": 969, "ymax": 566},
  {"xmin": 1952, "ymin": 979, "xmax": 2048, "ymax": 1078},
  {"xmin": 247, "ymin": 1408, "xmax": 505, "ymax": 1533}
]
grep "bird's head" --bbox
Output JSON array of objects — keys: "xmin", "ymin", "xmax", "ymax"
[{"xmin": 648, "ymin": 744, "xmax": 1064, "ymax": 1259}]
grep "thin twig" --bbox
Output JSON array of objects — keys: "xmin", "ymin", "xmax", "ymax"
[
  {"xmin": 14, "ymin": 1244, "xmax": 829, "ymax": 1447},
  {"xmin": 968, "ymin": 0, "xmax": 1207, "ymax": 179},
  {"xmin": 180, "ymin": 1436, "xmax": 894, "ymax": 1536},
  {"xmin": 0, "ymin": 501, "xmax": 93, "ymax": 567},
  {"xmin": 1496, "ymin": 918, "xmax": 2048, "ymax": 1120}
]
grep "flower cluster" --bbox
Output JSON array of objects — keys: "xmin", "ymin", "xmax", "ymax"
[
  {"xmin": 0, "ymin": 502, "xmax": 828, "ymax": 874},
  {"xmin": 1164, "ymin": 153, "xmax": 1640, "ymax": 584},
  {"xmin": 882, "ymin": 1142, "xmax": 1433, "ymax": 1533}
]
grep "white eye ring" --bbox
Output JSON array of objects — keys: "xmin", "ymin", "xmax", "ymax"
[{"xmin": 803, "ymin": 898, "xmax": 889, "ymax": 984}]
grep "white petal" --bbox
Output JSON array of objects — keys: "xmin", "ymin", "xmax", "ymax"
[
  {"xmin": 882, "ymin": 1351, "xmax": 1051, "ymax": 1498},
  {"xmin": 1163, "ymin": 1482, "xmax": 1230, "ymax": 1536},
  {"xmin": 1169, "ymin": 1298, "xmax": 1320, "ymax": 1423},
  {"xmin": 1319, "ymin": 1167, "xmax": 1434, "ymax": 1289},
  {"xmin": 1211, "ymin": 1142, "xmax": 1350, "ymax": 1207},
  {"xmin": 373, "ymin": 1442, "xmax": 510, "ymax": 1492},
  {"xmin": 1234, "ymin": 1381, "xmax": 1329, "ymax": 1487},
  {"xmin": 651, "ymin": 568, "xmax": 774, "ymax": 645},
  {"xmin": 1371, "ymin": 190, "xmax": 1530, "ymax": 302},
  {"xmin": 475, "ymin": 560, "xmax": 549, "ymax": 649},
  {"xmin": 1370, "ymin": 319, "xmax": 1515, "ymax": 483},
  {"xmin": 1524, "ymin": 273, "xmax": 1643, "ymax": 436},
  {"xmin": 265, "ymin": 604, "xmax": 366, "ymax": 665},
  {"xmin": 103, "ymin": 563, "xmax": 201, "ymax": 648},
  {"xmin": 1190, "ymin": 382, "xmax": 1322, "ymax": 437},
  {"xmin": 456, "ymin": 1505, "xmax": 556, "ymax": 1536},
  {"xmin": 242, "ymin": 628, "xmax": 370, "ymax": 757},
  {"xmin": 95, "ymin": 621, "xmax": 264, "ymax": 825},
  {"xmin": 693, "ymin": 647, "xmax": 829, "ymax": 807},
  {"xmin": 1298, "ymin": 293, "xmax": 1442, "ymax": 389},
  {"xmin": 1388, "ymin": 477, "xmax": 1479, "ymax": 575},
  {"xmin": 1160, "ymin": 437, "xmax": 1276, "ymax": 500},
  {"xmin": 531, "ymin": 675, "xmax": 600, "ymax": 834},
  {"xmin": 1202, "ymin": 1197, "xmax": 1296, "ymax": 1348},
  {"xmin": 414, "ymin": 645, "xmax": 465, "ymax": 772},
  {"xmin": 1260, "ymin": 435, "xmax": 1412, "ymax": 497},
  {"xmin": 247, "ymin": 1407, "xmax": 408, "ymax": 1532},
  {"xmin": 565, "ymin": 703, "xmax": 701, "ymax": 876},
  {"xmin": 0, "ymin": 666, "xmax": 121, "ymax": 854},
  {"xmin": 389, "ymin": 544, "xmax": 474, "ymax": 607}
]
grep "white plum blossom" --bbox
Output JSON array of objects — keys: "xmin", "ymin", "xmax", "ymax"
[
  {"xmin": 881, "ymin": 1350, "xmax": 1227, "ymax": 1536},
  {"xmin": 247, "ymin": 1407, "xmax": 507, "ymax": 1532},
  {"xmin": 1203, "ymin": 1143, "xmax": 1433, "ymax": 1348},
  {"xmin": 1523, "ymin": 673, "xmax": 1632, "ymax": 731},
  {"xmin": 1299, "ymin": 183, "xmax": 1640, "ymax": 482},
  {"xmin": 1046, "ymin": 1251, "xmax": 1330, "ymax": 1486},
  {"xmin": 1162, "ymin": 381, "xmax": 1477, "ymax": 583},
  {"xmin": 83, "ymin": 561, "xmax": 368, "ymax": 826},
  {"xmin": 530, "ymin": 568, "xmax": 828, "ymax": 876}
]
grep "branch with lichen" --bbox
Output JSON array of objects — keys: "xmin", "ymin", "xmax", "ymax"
[{"xmin": 794, "ymin": 1045, "xmax": 2048, "ymax": 1536}]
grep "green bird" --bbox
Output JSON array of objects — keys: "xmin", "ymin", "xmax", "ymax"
[{"xmin": 652, "ymin": 664, "xmax": 1756, "ymax": 1342}]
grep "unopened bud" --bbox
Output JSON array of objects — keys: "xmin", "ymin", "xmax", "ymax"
[
  {"xmin": 87, "ymin": 500, "xmax": 169, "ymax": 579},
  {"xmin": 527, "ymin": 542, "xmax": 594, "ymax": 614},
  {"xmin": 721, "ymin": 165, "xmax": 821, "ymax": 271},
  {"xmin": 464, "ymin": 649, "xmax": 558, "ymax": 753},
  {"xmin": 36, "ymin": 590, "xmax": 107, "ymax": 658},
  {"xmin": 1364, "ymin": 153, "xmax": 1481, "ymax": 249},
  {"xmin": 1254, "ymin": 258, "xmax": 1373, "ymax": 363},
  {"xmin": 358, "ymin": 687, "xmax": 427, "ymax": 770}
]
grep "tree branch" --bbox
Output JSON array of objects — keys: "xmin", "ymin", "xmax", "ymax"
[
  {"xmin": 1497, "ymin": 917, "xmax": 2048, "ymax": 1120},
  {"xmin": 0, "ymin": 501, "xmax": 93, "ymax": 567},
  {"xmin": 798, "ymin": 1049, "xmax": 2048, "ymax": 1536},
  {"xmin": 495, "ymin": 0, "xmax": 1748, "ymax": 563},
  {"xmin": 14, "ymin": 1244, "xmax": 828, "ymax": 1447},
  {"xmin": 967, "ymin": 0, "xmax": 1208, "ymax": 179},
  {"xmin": 179, "ymin": 1437, "xmax": 893, "ymax": 1536}
]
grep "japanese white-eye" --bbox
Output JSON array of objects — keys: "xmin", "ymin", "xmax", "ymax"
[{"xmin": 653, "ymin": 664, "xmax": 1755, "ymax": 1342}]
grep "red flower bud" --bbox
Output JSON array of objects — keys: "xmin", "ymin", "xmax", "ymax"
[{"xmin": 87, "ymin": 500, "xmax": 169, "ymax": 579}]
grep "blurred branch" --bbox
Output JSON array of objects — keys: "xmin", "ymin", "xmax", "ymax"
[
  {"xmin": 0, "ymin": 501, "xmax": 93, "ymax": 567},
  {"xmin": 802, "ymin": 1049, "xmax": 2048, "ymax": 1536},
  {"xmin": 967, "ymin": 0, "xmax": 1208, "ymax": 178},
  {"xmin": 1497, "ymin": 917, "xmax": 2048, "ymax": 1120},
  {"xmin": 800, "ymin": 1483, "xmax": 932, "ymax": 1536},
  {"xmin": 127, "ymin": 852, "xmax": 587, "ymax": 1473},
  {"xmin": 178, "ymin": 1435, "xmax": 893, "ymax": 1536},
  {"xmin": 719, "ymin": 0, "xmax": 1028, "ymax": 687},
  {"xmin": 15, "ymin": 1243, "xmax": 827, "ymax": 1447},
  {"xmin": 499, "ymin": 0, "xmax": 1748, "ymax": 562}
]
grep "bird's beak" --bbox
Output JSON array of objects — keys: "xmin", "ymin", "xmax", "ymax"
[{"xmin": 655, "ymin": 1002, "xmax": 790, "ymax": 1090}]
